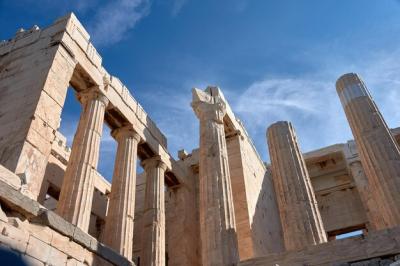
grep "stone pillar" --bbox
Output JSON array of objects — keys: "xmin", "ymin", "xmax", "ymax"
[
  {"xmin": 347, "ymin": 159, "xmax": 385, "ymax": 230},
  {"xmin": 267, "ymin": 121, "xmax": 326, "ymax": 251},
  {"xmin": 103, "ymin": 126, "xmax": 140, "ymax": 260},
  {"xmin": 336, "ymin": 73, "xmax": 400, "ymax": 229},
  {"xmin": 57, "ymin": 88, "xmax": 109, "ymax": 232},
  {"xmin": 140, "ymin": 156, "xmax": 167, "ymax": 266},
  {"xmin": 191, "ymin": 87, "xmax": 239, "ymax": 266}
]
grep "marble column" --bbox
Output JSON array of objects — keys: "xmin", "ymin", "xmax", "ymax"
[
  {"xmin": 191, "ymin": 87, "xmax": 239, "ymax": 266},
  {"xmin": 57, "ymin": 88, "xmax": 109, "ymax": 232},
  {"xmin": 140, "ymin": 155, "xmax": 167, "ymax": 266},
  {"xmin": 267, "ymin": 121, "xmax": 326, "ymax": 251},
  {"xmin": 347, "ymin": 159, "xmax": 386, "ymax": 230},
  {"xmin": 103, "ymin": 126, "xmax": 140, "ymax": 260},
  {"xmin": 336, "ymin": 73, "xmax": 400, "ymax": 229}
]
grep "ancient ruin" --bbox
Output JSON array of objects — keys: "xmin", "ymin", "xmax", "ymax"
[{"xmin": 0, "ymin": 13, "xmax": 400, "ymax": 266}]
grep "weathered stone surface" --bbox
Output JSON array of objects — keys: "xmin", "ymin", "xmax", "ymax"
[
  {"xmin": 0, "ymin": 221, "xmax": 29, "ymax": 253},
  {"xmin": 25, "ymin": 236, "xmax": 52, "ymax": 262},
  {"xmin": 191, "ymin": 87, "xmax": 239, "ymax": 266},
  {"xmin": 57, "ymin": 88, "xmax": 109, "ymax": 232},
  {"xmin": 140, "ymin": 155, "xmax": 168, "ymax": 266},
  {"xmin": 4, "ymin": 11, "xmax": 400, "ymax": 266},
  {"xmin": 22, "ymin": 254, "xmax": 45, "ymax": 266},
  {"xmin": 267, "ymin": 121, "xmax": 327, "ymax": 251},
  {"xmin": 0, "ymin": 179, "xmax": 40, "ymax": 217},
  {"xmin": 103, "ymin": 126, "xmax": 140, "ymax": 260},
  {"xmin": 73, "ymin": 226, "xmax": 95, "ymax": 247},
  {"xmin": 337, "ymin": 73, "xmax": 400, "ymax": 229},
  {"xmin": 0, "ymin": 165, "xmax": 22, "ymax": 190},
  {"xmin": 33, "ymin": 209, "xmax": 75, "ymax": 237},
  {"xmin": 240, "ymin": 226, "xmax": 400, "ymax": 266}
]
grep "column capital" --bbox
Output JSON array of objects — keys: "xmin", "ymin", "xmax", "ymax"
[
  {"xmin": 226, "ymin": 129, "xmax": 244, "ymax": 140},
  {"xmin": 111, "ymin": 125, "xmax": 141, "ymax": 142},
  {"xmin": 141, "ymin": 155, "xmax": 168, "ymax": 172},
  {"xmin": 191, "ymin": 88, "xmax": 226, "ymax": 123},
  {"xmin": 78, "ymin": 87, "xmax": 109, "ymax": 106}
]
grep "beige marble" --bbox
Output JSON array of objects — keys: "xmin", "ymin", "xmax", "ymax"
[
  {"xmin": 57, "ymin": 88, "xmax": 109, "ymax": 232},
  {"xmin": 103, "ymin": 126, "xmax": 140, "ymax": 260},
  {"xmin": 191, "ymin": 87, "xmax": 239, "ymax": 266},
  {"xmin": 337, "ymin": 73, "xmax": 400, "ymax": 229},
  {"xmin": 140, "ymin": 156, "xmax": 167, "ymax": 266},
  {"xmin": 267, "ymin": 121, "xmax": 327, "ymax": 251}
]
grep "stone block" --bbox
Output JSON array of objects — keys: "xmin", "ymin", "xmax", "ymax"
[
  {"xmin": 73, "ymin": 226, "xmax": 94, "ymax": 248},
  {"xmin": 47, "ymin": 246, "xmax": 68, "ymax": 266},
  {"xmin": 0, "ymin": 165, "xmax": 22, "ymax": 190},
  {"xmin": 0, "ymin": 223, "xmax": 29, "ymax": 253},
  {"xmin": 22, "ymin": 254, "xmax": 45, "ymax": 266},
  {"xmin": 51, "ymin": 232, "xmax": 85, "ymax": 262},
  {"xmin": 25, "ymin": 236, "xmax": 51, "ymax": 262},
  {"xmin": 94, "ymin": 242, "xmax": 132, "ymax": 266},
  {"xmin": 34, "ymin": 90, "xmax": 63, "ymax": 131},
  {"xmin": 33, "ymin": 209, "xmax": 75, "ymax": 238},
  {"xmin": 66, "ymin": 257, "xmax": 80, "ymax": 266},
  {"xmin": 26, "ymin": 222, "xmax": 54, "ymax": 244},
  {"xmin": 0, "ymin": 179, "xmax": 41, "ymax": 217}
]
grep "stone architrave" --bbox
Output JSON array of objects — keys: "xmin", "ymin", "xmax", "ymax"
[
  {"xmin": 103, "ymin": 125, "xmax": 140, "ymax": 260},
  {"xmin": 140, "ymin": 156, "xmax": 168, "ymax": 266},
  {"xmin": 191, "ymin": 87, "xmax": 239, "ymax": 266},
  {"xmin": 267, "ymin": 121, "xmax": 327, "ymax": 251},
  {"xmin": 57, "ymin": 88, "xmax": 109, "ymax": 232},
  {"xmin": 336, "ymin": 73, "xmax": 400, "ymax": 229}
]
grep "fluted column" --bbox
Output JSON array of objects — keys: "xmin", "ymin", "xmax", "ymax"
[
  {"xmin": 140, "ymin": 156, "xmax": 167, "ymax": 266},
  {"xmin": 103, "ymin": 126, "xmax": 140, "ymax": 260},
  {"xmin": 336, "ymin": 73, "xmax": 400, "ymax": 229},
  {"xmin": 347, "ymin": 159, "xmax": 385, "ymax": 230},
  {"xmin": 57, "ymin": 88, "xmax": 109, "ymax": 232},
  {"xmin": 191, "ymin": 87, "xmax": 239, "ymax": 266},
  {"xmin": 267, "ymin": 121, "xmax": 326, "ymax": 251}
]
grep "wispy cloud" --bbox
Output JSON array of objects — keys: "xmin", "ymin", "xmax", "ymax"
[
  {"xmin": 226, "ymin": 49, "xmax": 400, "ymax": 161},
  {"xmin": 88, "ymin": 0, "xmax": 151, "ymax": 46},
  {"xmin": 229, "ymin": 77, "xmax": 350, "ymax": 159},
  {"xmin": 171, "ymin": 0, "xmax": 187, "ymax": 16},
  {"xmin": 141, "ymin": 47, "xmax": 400, "ymax": 162}
]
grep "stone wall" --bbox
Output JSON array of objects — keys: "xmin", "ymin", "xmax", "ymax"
[
  {"xmin": 226, "ymin": 131, "xmax": 284, "ymax": 258},
  {"xmin": 0, "ymin": 165, "xmax": 132, "ymax": 266},
  {"xmin": 0, "ymin": 22, "xmax": 76, "ymax": 200},
  {"xmin": 239, "ymin": 226, "xmax": 400, "ymax": 266}
]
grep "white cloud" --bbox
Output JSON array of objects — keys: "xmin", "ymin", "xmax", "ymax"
[
  {"xmin": 224, "ymin": 49, "xmax": 400, "ymax": 162},
  {"xmin": 88, "ymin": 0, "xmax": 151, "ymax": 46},
  {"xmin": 228, "ymin": 77, "xmax": 350, "ymax": 160},
  {"xmin": 142, "ymin": 48, "xmax": 400, "ymax": 162}
]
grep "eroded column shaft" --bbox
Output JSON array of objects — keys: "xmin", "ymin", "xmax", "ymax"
[
  {"xmin": 192, "ymin": 88, "xmax": 239, "ymax": 266},
  {"xmin": 57, "ymin": 89, "xmax": 108, "ymax": 232},
  {"xmin": 103, "ymin": 126, "xmax": 140, "ymax": 260},
  {"xmin": 267, "ymin": 121, "xmax": 326, "ymax": 251},
  {"xmin": 337, "ymin": 73, "xmax": 400, "ymax": 229},
  {"xmin": 140, "ymin": 156, "xmax": 167, "ymax": 266},
  {"xmin": 348, "ymin": 159, "xmax": 386, "ymax": 230}
]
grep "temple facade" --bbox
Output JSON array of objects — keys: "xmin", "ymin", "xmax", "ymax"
[{"xmin": 0, "ymin": 13, "xmax": 400, "ymax": 266}]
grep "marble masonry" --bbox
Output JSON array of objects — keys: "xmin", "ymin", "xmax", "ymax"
[{"xmin": 1, "ymin": 13, "xmax": 400, "ymax": 266}]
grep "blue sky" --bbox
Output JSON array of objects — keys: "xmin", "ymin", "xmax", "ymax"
[{"xmin": 1, "ymin": 0, "xmax": 400, "ymax": 180}]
